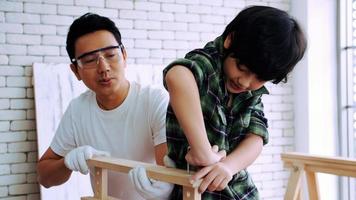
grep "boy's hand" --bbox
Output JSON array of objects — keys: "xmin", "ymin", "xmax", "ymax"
[
  {"xmin": 185, "ymin": 145, "xmax": 226, "ymax": 166},
  {"xmin": 190, "ymin": 161, "xmax": 233, "ymax": 193}
]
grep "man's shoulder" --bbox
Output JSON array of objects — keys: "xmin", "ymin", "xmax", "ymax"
[
  {"xmin": 130, "ymin": 82, "xmax": 168, "ymax": 110},
  {"xmin": 132, "ymin": 81, "xmax": 167, "ymax": 97},
  {"xmin": 69, "ymin": 89, "xmax": 93, "ymax": 107}
]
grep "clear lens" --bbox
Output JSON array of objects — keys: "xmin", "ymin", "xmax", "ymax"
[{"xmin": 77, "ymin": 46, "xmax": 121, "ymax": 69}]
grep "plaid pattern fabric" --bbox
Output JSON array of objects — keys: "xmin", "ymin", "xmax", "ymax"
[{"xmin": 163, "ymin": 36, "xmax": 269, "ymax": 200}]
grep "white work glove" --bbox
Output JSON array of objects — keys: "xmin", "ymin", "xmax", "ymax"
[
  {"xmin": 64, "ymin": 145, "xmax": 110, "ymax": 175},
  {"xmin": 129, "ymin": 156, "xmax": 175, "ymax": 200}
]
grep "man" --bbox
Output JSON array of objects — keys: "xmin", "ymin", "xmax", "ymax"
[{"xmin": 37, "ymin": 13, "xmax": 172, "ymax": 199}]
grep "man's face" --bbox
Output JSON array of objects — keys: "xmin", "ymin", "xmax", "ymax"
[
  {"xmin": 71, "ymin": 30, "xmax": 127, "ymax": 98},
  {"xmin": 223, "ymin": 56, "xmax": 266, "ymax": 94}
]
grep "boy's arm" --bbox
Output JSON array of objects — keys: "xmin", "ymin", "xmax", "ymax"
[
  {"xmin": 37, "ymin": 147, "xmax": 72, "ymax": 188},
  {"xmin": 191, "ymin": 133, "xmax": 263, "ymax": 193},
  {"xmin": 222, "ymin": 133, "xmax": 263, "ymax": 174},
  {"xmin": 165, "ymin": 65, "xmax": 225, "ymax": 166}
]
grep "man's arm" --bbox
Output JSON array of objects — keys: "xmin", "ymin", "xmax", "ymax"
[
  {"xmin": 37, "ymin": 147, "xmax": 72, "ymax": 188},
  {"xmin": 154, "ymin": 143, "xmax": 168, "ymax": 166},
  {"xmin": 165, "ymin": 65, "xmax": 225, "ymax": 166},
  {"xmin": 191, "ymin": 133, "xmax": 263, "ymax": 193}
]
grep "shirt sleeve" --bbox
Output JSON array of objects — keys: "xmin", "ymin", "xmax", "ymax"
[
  {"xmin": 163, "ymin": 51, "xmax": 209, "ymax": 91},
  {"xmin": 246, "ymin": 97, "xmax": 269, "ymax": 145},
  {"xmin": 50, "ymin": 101, "xmax": 77, "ymax": 157},
  {"xmin": 149, "ymin": 86, "xmax": 169, "ymax": 146}
]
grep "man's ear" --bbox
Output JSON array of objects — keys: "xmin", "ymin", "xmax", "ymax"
[
  {"xmin": 122, "ymin": 48, "xmax": 127, "ymax": 61},
  {"xmin": 70, "ymin": 63, "xmax": 82, "ymax": 80},
  {"xmin": 223, "ymin": 33, "xmax": 233, "ymax": 49},
  {"xmin": 121, "ymin": 48, "xmax": 128, "ymax": 68}
]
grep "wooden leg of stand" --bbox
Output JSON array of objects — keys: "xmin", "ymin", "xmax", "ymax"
[
  {"xmin": 297, "ymin": 187, "xmax": 303, "ymax": 200},
  {"xmin": 306, "ymin": 171, "xmax": 320, "ymax": 200},
  {"xmin": 285, "ymin": 166, "xmax": 304, "ymax": 200},
  {"xmin": 94, "ymin": 167, "xmax": 108, "ymax": 200}
]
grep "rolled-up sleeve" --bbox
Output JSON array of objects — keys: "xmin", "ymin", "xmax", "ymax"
[
  {"xmin": 246, "ymin": 98, "xmax": 269, "ymax": 145},
  {"xmin": 163, "ymin": 54, "xmax": 208, "ymax": 91}
]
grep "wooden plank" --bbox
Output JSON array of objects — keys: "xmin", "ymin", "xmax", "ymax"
[
  {"xmin": 282, "ymin": 152, "xmax": 356, "ymax": 199},
  {"xmin": 182, "ymin": 186, "xmax": 201, "ymax": 200},
  {"xmin": 81, "ymin": 196, "xmax": 120, "ymax": 200},
  {"xmin": 87, "ymin": 157, "xmax": 199, "ymax": 187},
  {"xmin": 305, "ymin": 171, "xmax": 320, "ymax": 200},
  {"xmin": 305, "ymin": 165, "xmax": 356, "ymax": 178},
  {"xmin": 281, "ymin": 152, "xmax": 356, "ymax": 168},
  {"xmin": 284, "ymin": 166, "xmax": 304, "ymax": 200},
  {"xmin": 86, "ymin": 156, "xmax": 203, "ymax": 200},
  {"xmin": 296, "ymin": 187, "xmax": 302, "ymax": 200},
  {"xmin": 285, "ymin": 161, "xmax": 356, "ymax": 176},
  {"xmin": 93, "ymin": 168, "xmax": 108, "ymax": 199},
  {"xmin": 283, "ymin": 161, "xmax": 356, "ymax": 178}
]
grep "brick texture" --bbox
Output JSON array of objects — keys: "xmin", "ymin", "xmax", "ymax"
[{"xmin": 0, "ymin": 1, "xmax": 294, "ymax": 199}]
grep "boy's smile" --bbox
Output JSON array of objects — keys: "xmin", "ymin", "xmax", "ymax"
[
  {"xmin": 226, "ymin": 78, "xmax": 247, "ymax": 93},
  {"xmin": 223, "ymin": 56, "xmax": 266, "ymax": 94},
  {"xmin": 223, "ymin": 35, "xmax": 266, "ymax": 94}
]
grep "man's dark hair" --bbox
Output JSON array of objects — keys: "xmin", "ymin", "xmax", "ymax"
[
  {"xmin": 222, "ymin": 6, "xmax": 307, "ymax": 84},
  {"xmin": 66, "ymin": 13, "xmax": 122, "ymax": 64}
]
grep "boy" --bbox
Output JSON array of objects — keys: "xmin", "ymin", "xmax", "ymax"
[
  {"xmin": 37, "ymin": 13, "xmax": 172, "ymax": 200},
  {"xmin": 164, "ymin": 6, "xmax": 307, "ymax": 199}
]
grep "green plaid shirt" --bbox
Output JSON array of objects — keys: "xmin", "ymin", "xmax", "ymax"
[{"xmin": 163, "ymin": 36, "xmax": 269, "ymax": 200}]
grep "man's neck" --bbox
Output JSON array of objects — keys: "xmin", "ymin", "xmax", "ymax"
[{"xmin": 96, "ymin": 80, "xmax": 130, "ymax": 110}]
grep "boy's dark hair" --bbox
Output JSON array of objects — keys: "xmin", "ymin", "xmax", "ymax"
[
  {"xmin": 222, "ymin": 6, "xmax": 307, "ymax": 84},
  {"xmin": 66, "ymin": 13, "xmax": 122, "ymax": 64}
]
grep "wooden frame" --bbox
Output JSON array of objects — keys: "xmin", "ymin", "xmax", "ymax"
[
  {"xmin": 81, "ymin": 157, "xmax": 201, "ymax": 200},
  {"xmin": 281, "ymin": 152, "xmax": 356, "ymax": 200}
]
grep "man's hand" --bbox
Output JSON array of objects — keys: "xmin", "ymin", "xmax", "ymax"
[
  {"xmin": 185, "ymin": 145, "xmax": 226, "ymax": 166},
  {"xmin": 190, "ymin": 161, "xmax": 233, "ymax": 193},
  {"xmin": 128, "ymin": 156, "xmax": 175, "ymax": 200},
  {"xmin": 64, "ymin": 145, "xmax": 110, "ymax": 174},
  {"xmin": 129, "ymin": 166, "xmax": 173, "ymax": 200}
]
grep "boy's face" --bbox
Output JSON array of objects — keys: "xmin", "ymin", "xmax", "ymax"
[
  {"xmin": 223, "ymin": 57, "xmax": 266, "ymax": 94},
  {"xmin": 70, "ymin": 30, "xmax": 127, "ymax": 99},
  {"xmin": 223, "ymin": 34, "xmax": 266, "ymax": 94}
]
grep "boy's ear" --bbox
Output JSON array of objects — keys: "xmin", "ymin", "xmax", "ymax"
[
  {"xmin": 70, "ymin": 63, "xmax": 82, "ymax": 80},
  {"xmin": 223, "ymin": 33, "xmax": 233, "ymax": 49}
]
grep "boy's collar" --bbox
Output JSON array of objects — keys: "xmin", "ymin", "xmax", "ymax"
[
  {"xmin": 251, "ymin": 86, "xmax": 269, "ymax": 95},
  {"xmin": 212, "ymin": 36, "xmax": 225, "ymax": 55},
  {"xmin": 237, "ymin": 86, "xmax": 269, "ymax": 98}
]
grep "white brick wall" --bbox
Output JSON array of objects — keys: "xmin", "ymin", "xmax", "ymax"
[{"xmin": 0, "ymin": 1, "xmax": 294, "ymax": 199}]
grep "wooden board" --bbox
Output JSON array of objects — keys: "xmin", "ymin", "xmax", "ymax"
[
  {"xmin": 281, "ymin": 152, "xmax": 356, "ymax": 199},
  {"xmin": 33, "ymin": 63, "xmax": 164, "ymax": 200},
  {"xmin": 86, "ymin": 157, "xmax": 201, "ymax": 200}
]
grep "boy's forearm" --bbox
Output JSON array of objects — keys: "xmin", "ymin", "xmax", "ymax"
[
  {"xmin": 37, "ymin": 158, "xmax": 72, "ymax": 188},
  {"xmin": 165, "ymin": 66, "xmax": 212, "ymax": 159},
  {"xmin": 222, "ymin": 133, "xmax": 263, "ymax": 175}
]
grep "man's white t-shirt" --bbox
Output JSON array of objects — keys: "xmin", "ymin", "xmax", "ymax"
[{"xmin": 50, "ymin": 81, "xmax": 169, "ymax": 199}]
